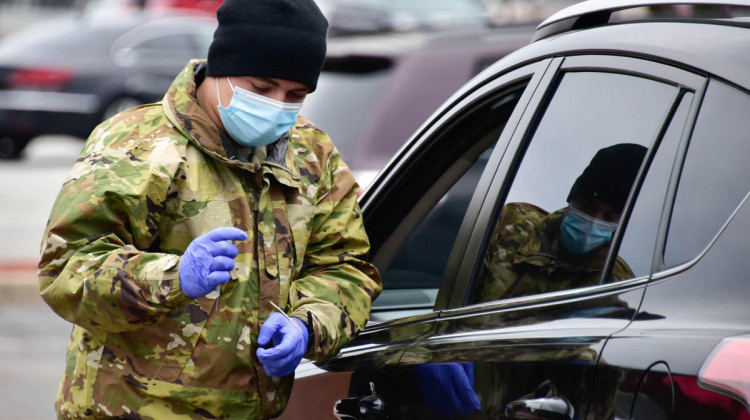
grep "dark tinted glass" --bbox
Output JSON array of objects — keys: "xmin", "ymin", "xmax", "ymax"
[
  {"xmin": 382, "ymin": 146, "xmax": 495, "ymax": 290},
  {"xmin": 617, "ymin": 93, "xmax": 693, "ymax": 277},
  {"xmin": 664, "ymin": 81, "xmax": 750, "ymax": 267},
  {"xmin": 369, "ymin": 87, "xmax": 525, "ymax": 320},
  {"xmin": 474, "ymin": 71, "xmax": 676, "ymax": 302}
]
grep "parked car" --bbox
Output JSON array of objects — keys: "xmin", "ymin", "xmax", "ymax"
[
  {"xmin": 0, "ymin": 12, "xmax": 216, "ymax": 158},
  {"xmin": 279, "ymin": 1, "xmax": 750, "ymax": 419},
  {"xmin": 315, "ymin": 0, "xmax": 491, "ymax": 36},
  {"xmin": 83, "ymin": 0, "xmax": 223, "ymax": 17},
  {"xmin": 303, "ymin": 23, "xmax": 537, "ymax": 187}
]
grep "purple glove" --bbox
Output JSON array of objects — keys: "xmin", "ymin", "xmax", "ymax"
[
  {"xmin": 256, "ymin": 312, "xmax": 309, "ymax": 377},
  {"xmin": 179, "ymin": 227, "xmax": 248, "ymax": 299}
]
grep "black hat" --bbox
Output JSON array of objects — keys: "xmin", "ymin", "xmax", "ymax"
[
  {"xmin": 567, "ymin": 143, "xmax": 648, "ymax": 211},
  {"xmin": 206, "ymin": 0, "xmax": 328, "ymax": 91}
]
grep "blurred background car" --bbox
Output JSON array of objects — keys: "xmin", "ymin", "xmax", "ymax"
[
  {"xmin": 0, "ymin": 0, "xmax": 578, "ymax": 181},
  {"xmin": 84, "ymin": 0, "xmax": 223, "ymax": 16},
  {"xmin": 303, "ymin": 23, "xmax": 537, "ymax": 187},
  {"xmin": 316, "ymin": 0, "xmax": 491, "ymax": 36},
  {"xmin": 0, "ymin": 11, "xmax": 216, "ymax": 158}
]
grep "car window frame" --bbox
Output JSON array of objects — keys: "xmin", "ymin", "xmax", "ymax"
[
  {"xmin": 651, "ymin": 77, "xmax": 750, "ymax": 280},
  {"xmin": 443, "ymin": 54, "xmax": 707, "ymax": 313},
  {"xmin": 358, "ymin": 59, "xmax": 555, "ymax": 328}
]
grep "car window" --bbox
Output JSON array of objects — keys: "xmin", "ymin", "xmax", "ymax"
[
  {"xmin": 616, "ymin": 93, "xmax": 693, "ymax": 277},
  {"xmin": 368, "ymin": 86, "xmax": 526, "ymax": 322},
  {"xmin": 472, "ymin": 71, "xmax": 677, "ymax": 303},
  {"xmin": 664, "ymin": 80, "xmax": 750, "ymax": 267}
]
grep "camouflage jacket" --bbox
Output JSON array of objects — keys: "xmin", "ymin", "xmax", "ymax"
[
  {"xmin": 477, "ymin": 202, "xmax": 632, "ymax": 302},
  {"xmin": 38, "ymin": 60, "xmax": 382, "ymax": 419}
]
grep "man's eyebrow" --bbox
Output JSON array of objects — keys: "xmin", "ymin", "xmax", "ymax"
[
  {"xmin": 258, "ymin": 77, "xmax": 280, "ymax": 87},
  {"xmin": 258, "ymin": 77, "xmax": 310, "ymax": 93}
]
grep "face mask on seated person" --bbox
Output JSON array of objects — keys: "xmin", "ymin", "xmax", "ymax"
[
  {"xmin": 560, "ymin": 206, "xmax": 618, "ymax": 254},
  {"xmin": 216, "ymin": 77, "xmax": 303, "ymax": 148}
]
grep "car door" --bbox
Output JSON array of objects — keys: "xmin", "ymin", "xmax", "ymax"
[
  {"xmin": 279, "ymin": 59, "xmax": 554, "ymax": 419},
  {"xmin": 340, "ymin": 55, "xmax": 703, "ymax": 420},
  {"xmin": 592, "ymin": 77, "xmax": 750, "ymax": 420}
]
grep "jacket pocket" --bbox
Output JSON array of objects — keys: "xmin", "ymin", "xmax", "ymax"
[{"xmin": 99, "ymin": 297, "xmax": 214, "ymax": 383}]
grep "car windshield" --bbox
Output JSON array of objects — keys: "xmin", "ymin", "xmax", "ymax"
[{"xmin": 301, "ymin": 67, "xmax": 392, "ymax": 164}]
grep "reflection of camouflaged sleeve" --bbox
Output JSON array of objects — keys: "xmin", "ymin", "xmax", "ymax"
[
  {"xmin": 478, "ymin": 203, "xmax": 549, "ymax": 301},
  {"xmin": 289, "ymin": 133, "xmax": 382, "ymax": 361},
  {"xmin": 38, "ymin": 109, "xmax": 192, "ymax": 332}
]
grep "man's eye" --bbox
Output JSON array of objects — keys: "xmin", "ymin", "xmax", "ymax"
[{"xmin": 252, "ymin": 84, "xmax": 270, "ymax": 91}]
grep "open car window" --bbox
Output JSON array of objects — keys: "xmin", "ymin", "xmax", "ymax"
[{"xmin": 367, "ymin": 85, "xmax": 528, "ymax": 322}]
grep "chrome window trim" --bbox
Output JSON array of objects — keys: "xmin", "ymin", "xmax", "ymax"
[{"xmin": 441, "ymin": 275, "xmax": 650, "ymax": 319}]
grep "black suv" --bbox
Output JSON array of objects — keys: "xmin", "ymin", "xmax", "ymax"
[{"xmin": 282, "ymin": 1, "xmax": 750, "ymax": 419}]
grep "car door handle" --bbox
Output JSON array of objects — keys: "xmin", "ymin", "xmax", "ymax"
[
  {"xmin": 505, "ymin": 396, "xmax": 575, "ymax": 420},
  {"xmin": 334, "ymin": 382, "xmax": 388, "ymax": 420}
]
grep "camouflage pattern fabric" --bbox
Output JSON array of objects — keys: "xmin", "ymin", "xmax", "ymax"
[
  {"xmin": 477, "ymin": 202, "xmax": 633, "ymax": 302},
  {"xmin": 37, "ymin": 60, "xmax": 382, "ymax": 419}
]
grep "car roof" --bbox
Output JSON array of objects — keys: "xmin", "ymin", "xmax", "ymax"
[
  {"xmin": 537, "ymin": 0, "xmax": 750, "ymax": 38},
  {"xmin": 479, "ymin": 17, "xmax": 750, "ymax": 92}
]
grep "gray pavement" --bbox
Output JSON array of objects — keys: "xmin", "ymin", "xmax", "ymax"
[{"xmin": 0, "ymin": 136, "xmax": 83, "ymax": 419}]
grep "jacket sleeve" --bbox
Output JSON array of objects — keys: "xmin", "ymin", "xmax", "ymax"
[
  {"xmin": 38, "ymin": 126, "xmax": 191, "ymax": 334},
  {"xmin": 289, "ymin": 149, "xmax": 382, "ymax": 361}
]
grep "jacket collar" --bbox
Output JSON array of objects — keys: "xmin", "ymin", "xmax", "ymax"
[
  {"xmin": 515, "ymin": 208, "xmax": 605, "ymax": 271},
  {"xmin": 162, "ymin": 60, "xmax": 300, "ymax": 186}
]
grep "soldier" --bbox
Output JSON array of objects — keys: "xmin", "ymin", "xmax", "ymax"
[
  {"xmin": 37, "ymin": 0, "xmax": 382, "ymax": 418},
  {"xmin": 477, "ymin": 143, "xmax": 646, "ymax": 301}
]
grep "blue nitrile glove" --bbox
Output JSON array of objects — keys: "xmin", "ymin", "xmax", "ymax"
[
  {"xmin": 179, "ymin": 227, "xmax": 248, "ymax": 299},
  {"xmin": 415, "ymin": 362, "xmax": 482, "ymax": 418},
  {"xmin": 256, "ymin": 312, "xmax": 309, "ymax": 377}
]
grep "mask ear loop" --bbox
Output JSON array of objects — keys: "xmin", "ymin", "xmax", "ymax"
[
  {"xmin": 216, "ymin": 77, "xmax": 235, "ymax": 108},
  {"xmin": 215, "ymin": 77, "xmax": 223, "ymax": 108}
]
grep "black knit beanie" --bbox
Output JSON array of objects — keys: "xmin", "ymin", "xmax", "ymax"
[
  {"xmin": 567, "ymin": 143, "xmax": 648, "ymax": 212},
  {"xmin": 206, "ymin": 0, "xmax": 328, "ymax": 91}
]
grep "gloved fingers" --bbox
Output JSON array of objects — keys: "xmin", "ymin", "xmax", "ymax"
[
  {"xmin": 206, "ymin": 270, "xmax": 231, "ymax": 288},
  {"xmin": 210, "ymin": 255, "xmax": 236, "ymax": 273},
  {"xmin": 257, "ymin": 332, "xmax": 297, "ymax": 359},
  {"xmin": 209, "ymin": 240, "xmax": 240, "ymax": 258},
  {"xmin": 257, "ymin": 313, "xmax": 285, "ymax": 346},
  {"xmin": 257, "ymin": 342, "xmax": 293, "ymax": 361},
  {"xmin": 206, "ymin": 226, "xmax": 248, "ymax": 243}
]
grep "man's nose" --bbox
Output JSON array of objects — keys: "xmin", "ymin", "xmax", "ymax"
[{"xmin": 264, "ymin": 89, "xmax": 287, "ymax": 103}]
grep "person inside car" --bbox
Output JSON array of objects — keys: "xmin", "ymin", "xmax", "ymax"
[
  {"xmin": 36, "ymin": 0, "xmax": 382, "ymax": 418},
  {"xmin": 476, "ymin": 143, "xmax": 647, "ymax": 301}
]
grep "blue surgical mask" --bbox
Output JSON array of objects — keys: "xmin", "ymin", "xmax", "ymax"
[
  {"xmin": 560, "ymin": 206, "xmax": 618, "ymax": 254},
  {"xmin": 216, "ymin": 77, "xmax": 302, "ymax": 148}
]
